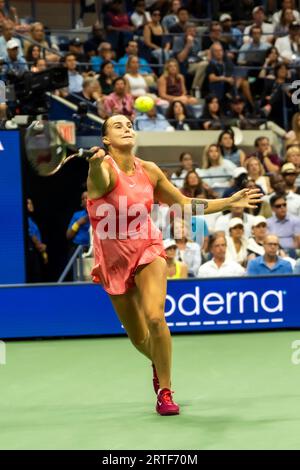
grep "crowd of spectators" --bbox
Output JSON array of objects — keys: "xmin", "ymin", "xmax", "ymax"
[{"xmin": 4, "ymin": 0, "xmax": 300, "ymax": 280}]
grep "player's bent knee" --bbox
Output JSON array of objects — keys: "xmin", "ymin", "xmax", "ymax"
[
  {"xmin": 130, "ymin": 330, "xmax": 150, "ymax": 348},
  {"xmin": 147, "ymin": 316, "xmax": 165, "ymax": 335}
]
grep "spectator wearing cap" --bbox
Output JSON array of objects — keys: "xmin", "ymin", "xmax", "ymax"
[
  {"xmin": 238, "ymin": 25, "xmax": 270, "ymax": 69},
  {"xmin": 226, "ymin": 217, "xmax": 248, "ymax": 266},
  {"xmin": 219, "ymin": 13, "xmax": 243, "ymax": 51},
  {"xmin": 197, "ymin": 232, "xmax": 245, "ymax": 278},
  {"xmin": 247, "ymin": 234, "xmax": 293, "ymax": 275},
  {"xmin": 267, "ymin": 194, "xmax": 300, "ymax": 256},
  {"xmin": 226, "ymin": 95, "xmax": 257, "ymax": 130},
  {"xmin": 243, "ymin": 6, "xmax": 274, "ymax": 45},
  {"xmin": 2, "ymin": 38, "xmax": 28, "ymax": 78},
  {"xmin": 0, "ymin": 19, "xmax": 23, "ymax": 60},
  {"xmin": 163, "ymin": 239, "xmax": 188, "ymax": 279},
  {"xmin": 281, "ymin": 162, "xmax": 300, "ymax": 195},
  {"xmin": 62, "ymin": 52, "xmax": 83, "ymax": 94},
  {"xmin": 265, "ymin": 173, "xmax": 300, "ymax": 217},
  {"xmin": 272, "ymin": 0, "xmax": 300, "ymax": 27},
  {"xmin": 284, "ymin": 145, "xmax": 300, "ymax": 187},
  {"xmin": 249, "ymin": 136, "xmax": 281, "ymax": 173},
  {"xmin": 214, "ymin": 207, "xmax": 256, "ymax": 238},
  {"xmin": 247, "ymin": 215, "xmax": 267, "ymax": 259},
  {"xmin": 223, "ymin": 166, "xmax": 249, "ymax": 198},
  {"xmin": 275, "ymin": 22, "xmax": 300, "ymax": 64},
  {"xmin": 91, "ymin": 42, "xmax": 119, "ymax": 74},
  {"xmin": 68, "ymin": 37, "xmax": 89, "ymax": 72},
  {"xmin": 218, "ymin": 130, "xmax": 246, "ymax": 166},
  {"xmin": 245, "ymin": 156, "xmax": 271, "ymax": 194},
  {"xmin": 84, "ymin": 23, "xmax": 104, "ymax": 59},
  {"xmin": 104, "ymin": 76, "xmax": 135, "ymax": 119},
  {"xmin": 117, "ymin": 40, "xmax": 153, "ymax": 77}
]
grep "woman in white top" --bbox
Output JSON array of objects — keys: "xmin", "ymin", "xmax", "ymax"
[
  {"xmin": 124, "ymin": 55, "xmax": 150, "ymax": 98},
  {"xmin": 226, "ymin": 217, "xmax": 248, "ymax": 266},
  {"xmin": 171, "ymin": 152, "xmax": 202, "ymax": 189},
  {"xmin": 245, "ymin": 156, "xmax": 272, "ymax": 195},
  {"xmin": 172, "ymin": 218, "xmax": 201, "ymax": 277},
  {"xmin": 199, "ymin": 144, "xmax": 236, "ymax": 196}
]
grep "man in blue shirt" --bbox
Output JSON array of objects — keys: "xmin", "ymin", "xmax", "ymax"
[
  {"xmin": 134, "ymin": 106, "xmax": 174, "ymax": 131},
  {"xmin": 66, "ymin": 191, "xmax": 90, "ymax": 247},
  {"xmin": 117, "ymin": 40, "xmax": 152, "ymax": 76},
  {"xmin": 2, "ymin": 39, "xmax": 28, "ymax": 79},
  {"xmin": 247, "ymin": 234, "xmax": 293, "ymax": 275}
]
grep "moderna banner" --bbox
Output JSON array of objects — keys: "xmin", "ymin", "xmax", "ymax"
[{"xmin": 0, "ymin": 275, "xmax": 299, "ymax": 338}]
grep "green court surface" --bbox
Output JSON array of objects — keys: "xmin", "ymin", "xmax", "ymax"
[{"xmin": 1, "ymin": 331, "xmax": 300, "ymax": 450}]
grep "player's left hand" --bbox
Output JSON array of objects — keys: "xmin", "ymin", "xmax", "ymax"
[{"xmin": 230, "ymin": 188, "xmax": 263, "ymax": 209}]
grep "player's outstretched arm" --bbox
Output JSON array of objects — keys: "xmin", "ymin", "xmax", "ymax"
[
  {"xmin": 87, "ymin": 148, "xmax": 112, "ymax": 199},
  {"xmin": 152, "ymin": 165, "xmax": 262, "ymax": 214}
]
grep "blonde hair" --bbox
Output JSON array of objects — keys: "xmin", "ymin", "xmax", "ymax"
[
  {"xmin": 245, "ymin": 156, "xmax": 265, "ymax": 176},
  {"xmin": 285, "ymin": 145, "xmax": 300, "ymax": 161},
  {"xmin": 163, "ymin": 58, "xmax": 180, "ymax": 78},
  {"xmin": 202, "ymin": 144, "xmax": 222, "ymax": 169},
  {"xmin": 125, "ymin": 54, "xmax": 139, "ymax": 73},
  {"xmin": 292, "ymin": 112, "xmax": 300, "ymax": 132}
]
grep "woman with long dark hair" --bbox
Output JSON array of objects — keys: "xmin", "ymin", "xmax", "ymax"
[
  {"xmin": 218, "ymin": 129, "xmax": 246, "ymax": 166},
  {"xmin": 166, "ymin": 100, "xmax": 197, "ymax": 130}
]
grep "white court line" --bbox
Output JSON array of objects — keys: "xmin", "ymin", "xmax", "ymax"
[
  {"xmin": 257, "ymin": 319, "xmax": 270, "ymax": 323},
  {"xmin": 244, "ymin": 319, "xmax": 257, "ymax": 324},
  {"xmin": 175, "ymin": 322, "xmax": 188, "ymax": 326},
  {"xmin": 230, "ymin": 320, "xmax": 243, "ymax": 324},
  {"xmin": 271, "ymin": 318, "xmax": 284, "ymax": 323},
  {"xmin": 217, "ymin": 321, "xmax": 229, "ymax": 325},
  {"xmin": 189, "ymin": 322, "xmax": 201, "ymax": 326},
  {"xmin": 203, "ymin": 321, "xmax": 216, "ymax": 325}
]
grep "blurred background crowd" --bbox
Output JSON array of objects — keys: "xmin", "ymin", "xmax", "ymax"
[{"xmin": 2, "ymin": 0, "xmax": 300, "ymax": 281}]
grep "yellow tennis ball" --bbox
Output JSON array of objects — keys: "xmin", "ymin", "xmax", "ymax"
[{"xmin": 134, "ymin": 96, "xmax": 155, "ymax": 113}]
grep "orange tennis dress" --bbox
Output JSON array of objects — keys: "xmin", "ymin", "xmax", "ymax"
[{"xmin": 87, "ymin": 155, "xmax": 166, "ymax": 295}]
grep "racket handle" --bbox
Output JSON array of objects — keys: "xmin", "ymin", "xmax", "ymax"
[{"xmin": 76, "ymin": 148, "xmax": 103, "ymax": 159}]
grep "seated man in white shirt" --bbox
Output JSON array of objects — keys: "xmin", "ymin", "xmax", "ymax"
[
  {"xmin": 197, "ymin": 232, "xmax": 245, "ymax": 278},
  {"xmin": 274, "ymin": 22, "xmax": 300, "ymax": 64},
  {"xmin": 243, "ymin": 6, "xmax": 274, "ymax": 44}
]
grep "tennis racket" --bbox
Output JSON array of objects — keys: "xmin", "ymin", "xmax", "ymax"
[{"xmin": 25, "ymin": 120, "xmax": 99, "ymax": 176}]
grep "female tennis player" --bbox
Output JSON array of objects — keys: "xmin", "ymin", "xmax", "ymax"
[{"xmin": 87, "ymin": 114, "xmax": 261, "ymax": 416}]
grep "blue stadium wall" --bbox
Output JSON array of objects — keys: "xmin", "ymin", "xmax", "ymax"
[{"xmin": 0, "ymin": 276, "xmax": 299, "ymax": 338}]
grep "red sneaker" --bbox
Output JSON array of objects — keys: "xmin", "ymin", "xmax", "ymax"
[
  {"xmin": 152, "ymin": 363, "xmax": 160, "ymax": 395},
  {"xmin": 156, "ymin": 388, "xmax": 180, "ymax": 416}
]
